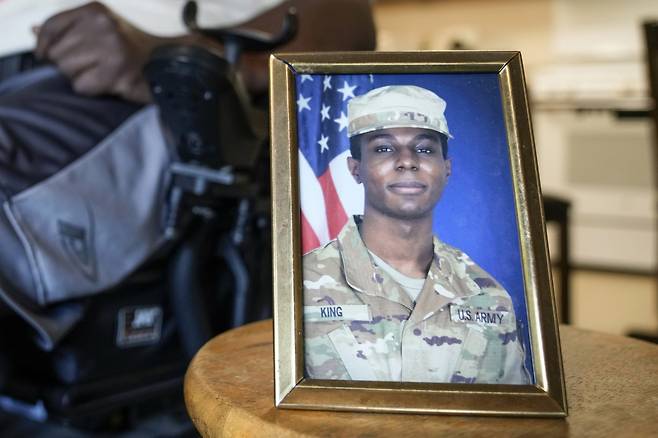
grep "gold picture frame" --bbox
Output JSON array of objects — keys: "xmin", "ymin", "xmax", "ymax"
[{"xmin": 270, "ymin": 51, "xmax": 567, "ymax": 417}]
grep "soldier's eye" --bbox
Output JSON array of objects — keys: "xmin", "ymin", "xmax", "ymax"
[
  {"xmin": 416, "ymin": 146, "xmax": 435, "ymax": 154},
  {"xmin": 374, "ymin": 145, "xmax": 393, "ymax": 153}
]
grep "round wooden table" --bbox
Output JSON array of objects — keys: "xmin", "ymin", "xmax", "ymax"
[{"xmin": 185, "ymin": 320, "xmax": 658, "ymax": 437}]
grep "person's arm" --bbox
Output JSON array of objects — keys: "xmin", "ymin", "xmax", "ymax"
[
  {"xmin": 34, "ymin": 0, "xmax": 376, "ymax": 103},
  {"xmin": 499, "ymin": 319, "xmax": 532, "ymax": 384},
  {"xmin": 33, "ymin": 2, "xmax": 222, "ymax": 103}
]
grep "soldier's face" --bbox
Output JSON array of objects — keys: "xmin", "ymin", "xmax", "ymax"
[{"xmin": 348, "ymin": 127, "xmax": 451, "ymax": 221}]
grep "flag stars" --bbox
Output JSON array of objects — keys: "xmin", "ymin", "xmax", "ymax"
[
  {"xmin": 297, "ymin": 93, "xmax": 311, "ymax": 112},
  {"xmin": 318, "ymin": 134, "xmax": 330, "ymax": 153},
  {"xmin": 337, "ymin": 81, "xmax": 356, "ymax": 101},
  {"xmin": 323, "ymin": 75, "xmax": 332, "ymax": 91},
  {"xmin": 301, "ymin": 74, "xmax": 313, "ymax": 83},
  {"xmin": 334, "ymin": 111, "xmax": 349, "ymax": 132},
  {"xmin": 320, "ymin": 104, "xmax": 331, "ymax": 121}
]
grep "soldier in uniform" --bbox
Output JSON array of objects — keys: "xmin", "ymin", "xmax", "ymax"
[{"xmin": 303, "ymin": 85, "xmax": 531, "ymax": 384}]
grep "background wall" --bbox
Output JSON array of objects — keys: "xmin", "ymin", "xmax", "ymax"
[{"xmin": 372, "ymin": 0, "xmax": 658, "ymax": 336}]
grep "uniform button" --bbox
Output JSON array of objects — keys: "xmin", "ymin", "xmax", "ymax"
[{"xmin": 372, "ymin": 272, "xmax": 384, "ymax": 283}]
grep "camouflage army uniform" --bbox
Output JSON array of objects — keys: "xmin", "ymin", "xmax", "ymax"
[{"xmin": 303, "ymin": 216, "xmax": 531, "ymax": 384}]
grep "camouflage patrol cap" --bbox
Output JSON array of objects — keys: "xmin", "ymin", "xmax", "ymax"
[{"xmin": 347, "ymin": 85, "xmax": 452, "ymax": 138}]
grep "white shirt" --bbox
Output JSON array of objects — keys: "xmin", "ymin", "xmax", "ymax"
[{"xmin": 0, "ymin": 0, "xmax": 284, "ymax": 57}]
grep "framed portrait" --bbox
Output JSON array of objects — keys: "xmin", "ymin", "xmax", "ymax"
[{"xmin": 270, "ymin": 51, "xmax": 567, "ymax": 417}]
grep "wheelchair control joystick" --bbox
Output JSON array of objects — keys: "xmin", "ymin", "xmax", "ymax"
[{"xmin": 143, "ymin": 3, "xmax": 296, "ymax": 356}]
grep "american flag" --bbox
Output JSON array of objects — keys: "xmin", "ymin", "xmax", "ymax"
[{"xmin": 296, "ymin": 73, "xmax": 378, "ymax": 254}]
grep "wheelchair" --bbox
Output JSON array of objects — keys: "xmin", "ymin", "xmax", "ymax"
[{"xmin": 0, "ymin": 2, "xmax": 296, "ymax": 430}]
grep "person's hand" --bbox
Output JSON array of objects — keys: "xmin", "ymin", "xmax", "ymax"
[{"xmin": 34, "ymin": 2, "xmax": 164, "ymax": 103}]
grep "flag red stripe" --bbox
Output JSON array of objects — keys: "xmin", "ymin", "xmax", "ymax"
[
  {"xmin": 318, "ymin": 169, "xmax": 348, "ymax": 239},
  {"xmin": 300, "ymin": 212, "xmax": 321, "ymax": 254}
]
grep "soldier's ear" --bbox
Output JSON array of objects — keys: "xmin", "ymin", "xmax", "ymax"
[
  {"xmin": 347, "ymin": 157, "xmax": 362, "ymax": 184},
  {"xmin": 445, "ymin": 158, "xmax": 452, "ymax": 178}
]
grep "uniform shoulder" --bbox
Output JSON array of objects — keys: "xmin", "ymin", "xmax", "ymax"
[
  {"xmin": 435, "ymin": 239, "xmax": 513, "ymax": 302},
  {"xmin": 303, "ymin": 239, "xmax": 341, "ymax": 272},
  {"xmin": 302, "ymin": 239, "xmax": 351, "ymax": 302}
]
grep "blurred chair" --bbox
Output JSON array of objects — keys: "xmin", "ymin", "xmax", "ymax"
[
  {"xmin": 543, "ymin": 194, "xmax": 571, "ymax": 324},
  {"xmin": 645, "ymin": 22, "xmax": 658, "ymax": 270},
  {"xmin": 628, "ymin": 21, "xmax": 658, "ymax": 343}
]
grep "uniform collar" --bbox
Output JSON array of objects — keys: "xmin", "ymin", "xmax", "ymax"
[
  {"xmin": 407, "ymin": 236, "xmax": 484, "ymax": 326},
  {"xmin": 338, "ymin": 216, "xmax": 483, "ymax": 319},
  {"xmin": 337, "ymin": 216, "xmax": 413, "ymax": 308}
]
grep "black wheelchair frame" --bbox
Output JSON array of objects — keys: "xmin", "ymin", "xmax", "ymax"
[{"xmin": 0, "ymin": 2, "xmax": 297, "ymax": 429}]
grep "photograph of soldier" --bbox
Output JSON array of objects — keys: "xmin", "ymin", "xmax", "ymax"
[{"xmin": 302, "ymin": 85, "xmax": 531, "ymax": 384}]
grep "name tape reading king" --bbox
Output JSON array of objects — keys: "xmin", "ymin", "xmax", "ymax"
[{"xmin": 304, "ymin": 305, "xmax": 371, "ymax": 322}]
